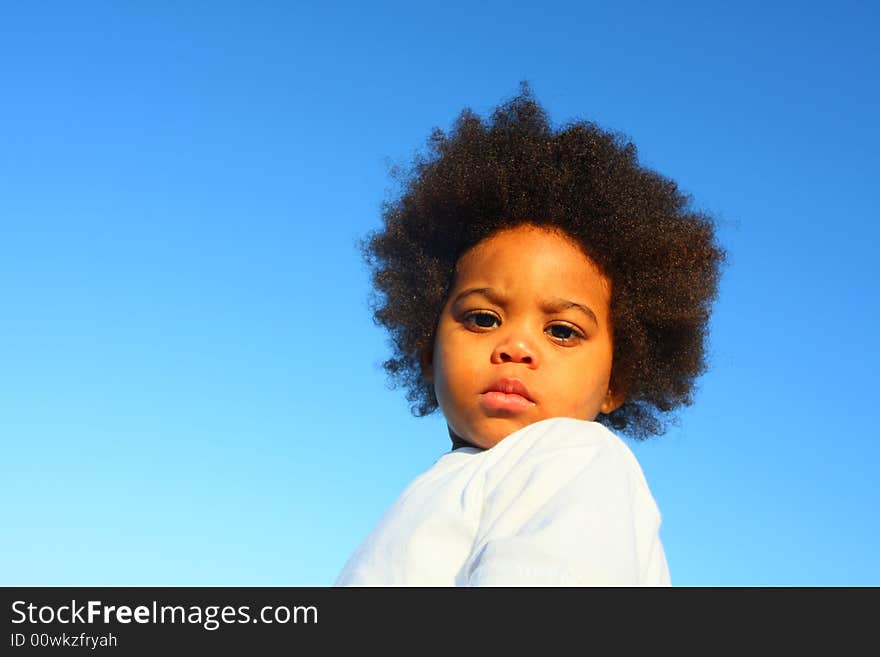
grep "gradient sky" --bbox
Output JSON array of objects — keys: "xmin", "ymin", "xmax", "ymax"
[{"xmin": 2, "ymin": 0, "xmax": 878, "ymax": 586}]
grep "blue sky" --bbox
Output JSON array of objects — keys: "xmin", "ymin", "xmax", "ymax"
[{"xmin": 1, "ymin": 0, "xmax": 878, "ymax": 586}]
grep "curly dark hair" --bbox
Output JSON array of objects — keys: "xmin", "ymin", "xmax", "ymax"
[{"xmin": 361, "ymin": 83, "xmax": 725, "ymax": 439}]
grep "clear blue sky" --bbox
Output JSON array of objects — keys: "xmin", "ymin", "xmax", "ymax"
[{"xmin": 2, "ymin": 0, "xmax": 877, "ymax": 586}]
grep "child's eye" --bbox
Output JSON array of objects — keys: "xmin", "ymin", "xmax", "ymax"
[
  {"xmin": 546, "ymin": 323, "xmax": 584, "ymax": 343},
  {"xmin": 464, "ymin": 312, "xmax": 500, "ymax": 329}
]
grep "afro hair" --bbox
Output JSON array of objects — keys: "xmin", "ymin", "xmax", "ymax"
[{"xmin": 361, "ymin": 83, "xmax": 725, "ymax": 439}]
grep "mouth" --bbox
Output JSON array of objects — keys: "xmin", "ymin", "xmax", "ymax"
[{"xmin": 479, "ymin": 378, "xmax": 536, "ymax": 412}]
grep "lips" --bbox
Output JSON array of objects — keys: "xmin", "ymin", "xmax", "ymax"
[
  {"xmin": 479, "ymin": 378, "xmax": 536, "ymax": 412},
  {"xmin": 482, "ymin": 377, "xmax": 535, "ymax": 402}
]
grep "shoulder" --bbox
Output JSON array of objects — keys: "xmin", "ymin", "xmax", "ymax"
[
  {"xmin": 463, "ymin": 418, "xmax": 668, "ymax": 585},
  {"xmin": 481, "ymin": 417, "xmax": 652, "ymax": 493},
  {"xmin": 493, "ymin": 416, "xmax": 637, "ymax": 456}
]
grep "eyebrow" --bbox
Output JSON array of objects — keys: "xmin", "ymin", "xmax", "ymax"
[{"xmin": 452, "ymin": 287, "xmax": 599, "ymax": 326}]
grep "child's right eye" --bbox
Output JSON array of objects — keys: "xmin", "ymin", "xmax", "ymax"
[{"xmin": 464, "ymin": 312, "xmax": 500, "ymax": 329}]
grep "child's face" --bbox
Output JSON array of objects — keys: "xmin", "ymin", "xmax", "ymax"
[{"xmin": 425, "ymin": 224, "xmax": 623, "ymax": 449}]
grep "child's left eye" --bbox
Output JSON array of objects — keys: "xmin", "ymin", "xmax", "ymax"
[{"xmin": 547, "ymin": 324, "xmax": 583, "ymax": 342}]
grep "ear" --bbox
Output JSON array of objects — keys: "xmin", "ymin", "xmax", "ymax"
[
  {"xmin": 599, "ymin": 386, "xmax": 626, "ymax": 415},
  {"xmin": 420, "ymin": 346, "xmax": 434, "ymax": 386}
]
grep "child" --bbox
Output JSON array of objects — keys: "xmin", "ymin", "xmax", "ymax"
[{"xmin": 335, "ymin": 84, "xmax": 724, "ymax": 586}]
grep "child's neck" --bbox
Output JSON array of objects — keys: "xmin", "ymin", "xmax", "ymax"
[{"xmin": 448, "ymin": 425, "xmax": 479, "ymax": 451}]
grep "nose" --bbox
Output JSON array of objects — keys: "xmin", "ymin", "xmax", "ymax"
[{"xmin": 490, "ymin": 329, "xmax": 538, "ymax": 367}]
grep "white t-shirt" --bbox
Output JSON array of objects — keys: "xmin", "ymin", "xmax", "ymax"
[{"xmin": 335, "ymin": 417, "xmax": 671, "ymax": 586}]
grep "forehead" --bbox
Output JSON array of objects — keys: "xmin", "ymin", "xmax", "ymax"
[{"xmin": 452, "ymin": 224, "xmax": 611, "ymax": 301}]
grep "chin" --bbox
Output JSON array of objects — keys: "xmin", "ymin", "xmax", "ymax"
[{"xmin": 467, "ymin": 417, "xmax": 534, "ymax": 449}]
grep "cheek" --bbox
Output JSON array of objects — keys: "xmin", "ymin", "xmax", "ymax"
[
  {"xmin": 552, "ymin": 353, "xmax": 613, "ymax": 417},
  {"xmin": 434, "ymin": 342, "xmax": 465, "ymax": 391},
  {"xmin": 432, "ymin": 331, "xmax": 478, "ymax": 400}
]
